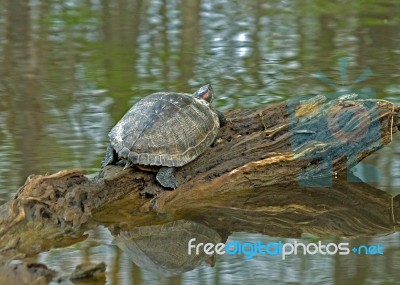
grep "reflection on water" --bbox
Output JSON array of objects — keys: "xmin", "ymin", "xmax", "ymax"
[
  {"xmin": 112, "ymin": 220, "xmax": 220, "ymax": 276},
  {"xmin": 0, "ymin": 0, "xmax": 399, "ymax": 284},
  {"xmin": 34, "ymin": 178, "xmax": 400, "ymax": 284},
  {"xmin": 40, "ymin": 229, "xmax": 400, "ymax": 284}
]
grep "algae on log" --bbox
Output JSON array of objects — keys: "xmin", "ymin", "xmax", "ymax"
[{"xmin": 0, "ymin": 96, "xmax": 399, "ymax": 261}]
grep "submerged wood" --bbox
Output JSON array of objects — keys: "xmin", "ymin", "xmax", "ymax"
[{"xmin": 0, "ymin": 96, "xmax": 399, "ymax": 262}]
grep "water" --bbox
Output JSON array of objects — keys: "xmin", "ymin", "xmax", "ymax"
[{"xmin": 0, "ymin": 0, "xmax": 400, "ymax": 284}]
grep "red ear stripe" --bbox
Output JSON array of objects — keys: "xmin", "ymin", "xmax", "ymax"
[{"xmin": 202, "ymin": 91, "xmax": 210, "ymax": 101}]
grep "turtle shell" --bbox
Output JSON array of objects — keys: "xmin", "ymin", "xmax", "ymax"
[{"xmin": 109, "ymin": 92, "xmax": 219, "ymax": 167}]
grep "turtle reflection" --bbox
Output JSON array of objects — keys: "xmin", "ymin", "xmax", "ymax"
[{"xmin": 113, "ymin": 220, "xmax": 221, "ymax": 276}]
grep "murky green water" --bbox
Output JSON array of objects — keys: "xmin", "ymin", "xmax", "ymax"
[{"xmin": 1, "ymin": 0, "xmax": 400, "ymax": 284}]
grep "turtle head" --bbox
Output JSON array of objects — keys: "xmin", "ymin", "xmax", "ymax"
[{"xmin": 193, "ymin": 84, "xmax": 213, "ymax": 104}]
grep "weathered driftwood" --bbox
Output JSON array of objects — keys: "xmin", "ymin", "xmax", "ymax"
[
  {"xmin": 0, "ymin": 96, "xmax": 399, "ymax": 262},
  {"xmin": 0, "ymin": 261, "xmax": 105, "ymax": 284}
]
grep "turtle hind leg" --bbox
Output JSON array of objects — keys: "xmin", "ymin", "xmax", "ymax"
[
  {"xmin": 102, "ymin": 144, "xmax": 118, "ymax": 168},
  {"xmin": 156, "ymin": 167, "xmax": 179, "ymax": 189}
]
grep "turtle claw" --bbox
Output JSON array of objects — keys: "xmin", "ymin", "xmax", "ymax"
[
  {"xmin": 123, "ymin": 161, "xmax": 133, "ymax": 170},
  {"xmin": 156, "ymin": 167, "xmax": 179, "ymax": 189}
]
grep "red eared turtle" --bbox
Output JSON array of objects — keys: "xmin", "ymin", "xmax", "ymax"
[{"xmin": 102, "ymin": 84, "xmax": 225, "ymax": 189}]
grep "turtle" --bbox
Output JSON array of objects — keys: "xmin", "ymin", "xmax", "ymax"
[{"xmin": 102, "ymin": 84, "xmax": 225, "ymax": 189}]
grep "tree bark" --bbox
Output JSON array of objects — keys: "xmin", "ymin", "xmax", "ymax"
[{"xmin": 0, "ymin": 96, "xmax": 399, "ymax": 261}]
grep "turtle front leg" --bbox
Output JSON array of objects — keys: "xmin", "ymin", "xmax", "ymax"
[
  {"xmin": 156, "ymin": 167, "xmax": 179, "ymax": 189},
  {"xmin": 215, "ymin": 110, "xmax": 227, "ymax": 127}
]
